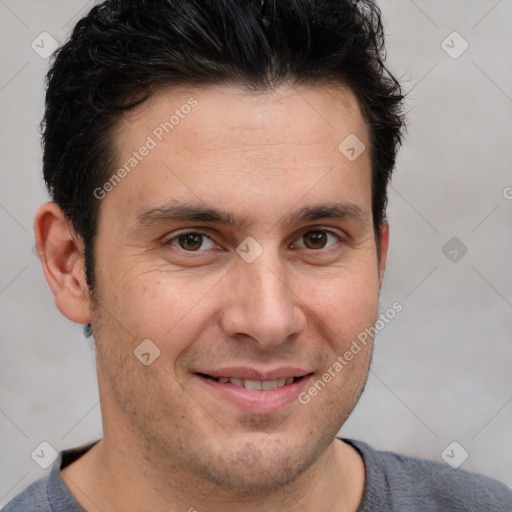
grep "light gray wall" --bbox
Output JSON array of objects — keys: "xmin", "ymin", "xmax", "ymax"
[{"xmin": 1, "ymin": 0, "xmax": 511, "ymax": 506}]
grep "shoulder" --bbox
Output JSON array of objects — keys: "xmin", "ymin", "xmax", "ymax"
[
  {"xmin": 2, "ymin": 475, "xmax": 50, "ymax": 511},
  {"xmin": 342, "ymin": 438, "xmax": 512, "ymax": 512},
  {"xmin": 2, "ymin": 443, "xmax": 95, "ymax": 512}
]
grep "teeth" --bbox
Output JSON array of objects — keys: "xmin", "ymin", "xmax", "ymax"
[
  {"xmin": 244, "ymin": 379, "xmax": 262, "ymax": 390},
  {"xmin": 261, "ymin": 379, "xmax": 278, "ymax": 390},
  {"xmin": 213, "ymin": 376, "xmax": 298, "ymax": 390}
]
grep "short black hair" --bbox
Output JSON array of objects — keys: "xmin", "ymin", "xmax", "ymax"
[{"xmin": 42, "ymin": 0, "xmax": 406, "ymax": 294}]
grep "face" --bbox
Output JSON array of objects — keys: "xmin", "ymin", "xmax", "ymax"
[{"xmin": 88, "ymin": 84, "xmax": 387, "ymax": 492}]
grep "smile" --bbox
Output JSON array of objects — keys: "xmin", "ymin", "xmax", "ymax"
[
  {"xmin": 194, "ymin": 370, "xmax": 313, "ymax": 413},
  {"xmin": 198, "ymin": 373, "xmax": 303, "ymax": 391}
]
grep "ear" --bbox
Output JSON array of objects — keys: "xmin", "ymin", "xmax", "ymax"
[
  {"xmin": 33, "ymin": 202, "xmax": 92, "ymax": 324},
  {"xmin": 377, "ymin": 221, "xmax": 389, "ymax": 288}
]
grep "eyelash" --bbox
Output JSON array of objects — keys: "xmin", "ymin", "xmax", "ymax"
[{"xmin": 163, "ymin": 228, "xmax": 344, "ymax": 254}]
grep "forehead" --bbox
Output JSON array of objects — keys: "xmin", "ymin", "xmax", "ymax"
[
  {"xmin": 105, "ymin": 83, "xmax": 372, "ymax": 229},
  {"xmin": 116, "ymin": 83, "xmax": 368, "ymax": 150}
]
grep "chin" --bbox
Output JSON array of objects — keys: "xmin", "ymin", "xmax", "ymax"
[
  {"xmin": 202, "ymin": 452, "xmax": 305, "ymax": 496},
  {"xmin": 193, "ymin": 433, "xmax": 330, "ymax": 496}
]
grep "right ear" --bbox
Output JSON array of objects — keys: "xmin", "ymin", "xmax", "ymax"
[{"xmin": 33, "ymin": 202, "xmax": 92, "ymax": 324}]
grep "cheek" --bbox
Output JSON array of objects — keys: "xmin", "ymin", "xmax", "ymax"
[
  {"xmin": 304, "ymin": 263, "xmax": 380, "ymax": 346},
  {"xmin": 99, "ymin": 263, "xmax": 222, "ymax": 351},
  {"xmin": 95, "ymin": 238, "xmax": 380, "ymax": 361}
]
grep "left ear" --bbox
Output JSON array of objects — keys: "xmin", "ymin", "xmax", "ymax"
[{"xmin": 377, "ymin": 221, "xmax": 389, "ymax": 288}]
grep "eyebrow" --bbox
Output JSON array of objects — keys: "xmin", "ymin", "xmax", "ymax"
[{"xmin": 131, "ymin": 200, "xmax": 369, "ymax": 231}]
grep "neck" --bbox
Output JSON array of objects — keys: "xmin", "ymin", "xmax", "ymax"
[{"xmin": 61, "ymin": 433, "xmax": 365, "ymax": 512}]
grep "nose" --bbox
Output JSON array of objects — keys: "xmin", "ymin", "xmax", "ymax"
[{"xmin": 219, "ymin": 254, "xmax": 306, "ymax": 349}]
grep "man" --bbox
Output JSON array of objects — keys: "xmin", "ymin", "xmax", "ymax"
[{"xmin": 5, "ymin": 0, "xmax": 511, "ymax": 511}]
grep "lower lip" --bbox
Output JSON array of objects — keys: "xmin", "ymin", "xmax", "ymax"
[{"xmin": 196, "ymin": 374, "xmax": 313, "ymax": 414}]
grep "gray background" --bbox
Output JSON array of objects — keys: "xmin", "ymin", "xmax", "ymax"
[{"xmin": 1, "ymin": 0, "xmax": 511, "ymax": 506}]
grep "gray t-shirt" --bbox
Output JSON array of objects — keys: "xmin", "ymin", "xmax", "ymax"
[{"xmin": 3, "ymin": 437, "xmax": 512, "ymax": 511}]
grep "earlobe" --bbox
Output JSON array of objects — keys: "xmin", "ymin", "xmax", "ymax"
[
  {"xmin": 33, "ymin": 202, "xmax": 92, "ymax": 324},
  {"xmin": 378, "ymin": 221, "xmax": 389, "ymax": 287}
]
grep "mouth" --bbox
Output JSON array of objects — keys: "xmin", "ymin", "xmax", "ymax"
[
  {"xmin": 194, "ymin": 369, "xmax": 313, "ymax": 413},
  {"xmin": 196, "ymin": 373, "xmax": 305, "ymax": 391}
]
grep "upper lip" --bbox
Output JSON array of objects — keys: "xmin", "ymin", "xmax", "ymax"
[{"xmin": 196, "ymin": 367, "xmax": 312, "ymax": 381}]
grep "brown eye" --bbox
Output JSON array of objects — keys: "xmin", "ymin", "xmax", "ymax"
[
  {"xmin": 303, "ymin": 231, "xmax": 327, "ymax": 249},
  {"xmin": 296, "ymin": 230, "xmax": 341, "ymax": 250},
  {"xmin": 166, "ymin": 231, "xmax": 216, "ymax": 252},
  {"xmin": 178, "ymin": 233, "xmax": 203, "ymax": 251}
]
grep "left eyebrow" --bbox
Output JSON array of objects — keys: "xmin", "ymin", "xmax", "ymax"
[
  {"xmin": 130, "ymin": 200, "xmax": 370, "ymax": 231},
  {"xmin": 283, "ymin": 203, "xmax": 369, "ymax": 228}
]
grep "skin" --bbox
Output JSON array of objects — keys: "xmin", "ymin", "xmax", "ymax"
[{"xmin": 35, "ymin": 83, "xmax": 389, "ymax": 512}]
